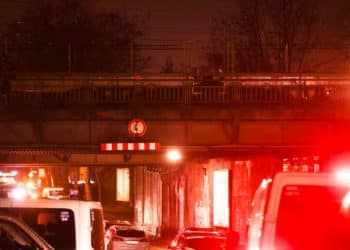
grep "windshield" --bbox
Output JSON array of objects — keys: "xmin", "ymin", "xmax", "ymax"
[
  {"xmin": 275, "ymin": 185, "xmax": 350, "ymax": 250},
  {"xmin": 2, "ymin": 208, "xmax": 75, "ymax": 250}
]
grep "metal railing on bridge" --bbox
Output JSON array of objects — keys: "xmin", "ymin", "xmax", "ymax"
[{"xmin": 2, "ymin": 74, "xmax": 350, "ymax": 107}]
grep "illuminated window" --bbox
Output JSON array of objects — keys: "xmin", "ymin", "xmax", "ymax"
[
  {"xmin": 116, "ymin": 168, "xmax": 130, "ymax": 202},
  {"xmin": 213, "ymin": 169, "xmax": 229, "ymax": 227}
]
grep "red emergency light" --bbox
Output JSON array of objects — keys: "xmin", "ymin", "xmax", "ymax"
[{"xmin": 100, "ymin": 142, "xmax": 160, "ymax": 151}]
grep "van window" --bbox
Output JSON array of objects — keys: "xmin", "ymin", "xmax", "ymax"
[
  {"xmin": 1, "ymin": 208, "xmax": 75, "ymax": 250},
  {"xmin": 90, "ymin": 209, "xmax": 104, "ymax": 250},
  {"xmin": 275, "ymin": 185, "xmax": 350, "ymax": 250}
]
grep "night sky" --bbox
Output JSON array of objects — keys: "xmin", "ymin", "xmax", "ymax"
[
  {"xmin": 0, "ymin": 0, "xmax": 234, "ymax": 71},
  {"xmin": 99, "ymin": 0, "xmax": 235, "ymax": 71},
  {"xmin": 0, "ymin": 0, "xmax": 346, "ymax": 42},
  {"xmin": 100, "ymin": 0, "xmax": 234, "ymax": 42},
  {"xmin": 0, "ymin": 0, "xmax": 346, "ymax": 72},
  {"xmin": 0, "ymin": 0, "xmax": 234, "ymax": 41}
]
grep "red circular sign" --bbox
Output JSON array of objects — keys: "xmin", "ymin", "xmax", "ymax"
[{"xmin": 128, "ymin": 119, "xmax": 147, "ymax": 137}]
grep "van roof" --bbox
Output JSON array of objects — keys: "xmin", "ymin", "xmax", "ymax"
[
  {"xmin": 273, "ymin": 171, "xmax": 350, "ymax": 187},
  {"xmin": 267, "ymin": 172, "xmax": 350, "ymax": 201}
]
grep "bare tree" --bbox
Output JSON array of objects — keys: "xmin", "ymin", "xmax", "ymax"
[
  {"xmin": 210, "ymin": 0, "xmax": 272, "ymax": 72},
  {"xmin": 209, "ymin": 0, "xmax": 348, "ymax": 73},
  {"xmin": 268, "ymin": 0, "xmax": 319, "ymax": 72},
  {"xmin": 161, "ymin": 56, "xmax": 175, "ymax": 73},
  {"xmin": 5, "ymin": 0, "xmax": 148, "ymax": 73}
]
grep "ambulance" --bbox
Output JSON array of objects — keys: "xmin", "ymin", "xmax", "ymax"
[{"xmin": 247, "ymin": 171, "xmax": 350, "ymax": 250}]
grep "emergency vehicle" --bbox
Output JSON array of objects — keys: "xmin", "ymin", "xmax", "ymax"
[{"xmin": 247, "ymin": 171, "xmax": 350, "ymax": 250}]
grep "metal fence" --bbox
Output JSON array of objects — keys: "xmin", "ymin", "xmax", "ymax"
[{"xmin": 2, "ymin": 83, "xmax": 345, "ymax": 107}]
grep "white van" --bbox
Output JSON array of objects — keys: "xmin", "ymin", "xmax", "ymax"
[
  {"xmin": 247, "ymin": 172, "xmax": 350, "ymax": 250},
  {"xmin": 0, "ymin": 198, "xmax": 105, "ymax": 250}
]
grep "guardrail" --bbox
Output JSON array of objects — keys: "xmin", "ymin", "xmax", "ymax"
[{"xmin": 2, "ymin": 84, "xmax": 344, "ymax": 107}]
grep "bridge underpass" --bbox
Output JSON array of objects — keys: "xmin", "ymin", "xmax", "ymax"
[{"xmin": 1, "ymin": 73, "xmax": 350, "ymax": 236}]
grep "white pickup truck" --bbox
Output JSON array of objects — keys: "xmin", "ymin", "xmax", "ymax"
[{"xmin": 246, "ymin": 172, "xmax": 350, "ymax": 250}]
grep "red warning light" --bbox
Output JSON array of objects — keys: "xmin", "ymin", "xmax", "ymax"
[{"xmin": 134, "ymin": 73, "xmax": 142, "ymax": 80}]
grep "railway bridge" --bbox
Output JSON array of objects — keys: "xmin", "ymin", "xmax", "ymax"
[{"xmin": 1, "ymin": 73, "xmax": 350, "ymax": 237}]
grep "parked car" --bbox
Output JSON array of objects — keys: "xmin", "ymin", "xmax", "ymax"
[
  {"xmin": 105, "ymin": 226, "xmax": 150, "ymax": 250},
  {"xmin": 104, "ymin": 219, "xmax": 132, "ymax": 231},
  {"xmin": 192, "ymin": 76, "xmax": 225, "ymax": 100},
  {"xmin": 168, "ymin": 227, "xmax": 227, "ymax": 250},
  {"xmin": 192, "ymin": 75, "xmax": 225, "ymax": 99},
  {"xmin": 104, "ymin": 220, "xmax": 133, "ymax": 247},
  {"xmin": 0, "ymin": 212, "xmax": 54, "ymax": 250}
]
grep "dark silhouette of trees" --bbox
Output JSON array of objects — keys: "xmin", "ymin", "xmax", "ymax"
[
  {"xmin": 161, "ymin": 56, "xmax": 175, "ymax": 73},
  {"xmin": 209, "ymin": 0, "xmax": 350, "ymax": 73},
  {"xmin": 4, "ymin": 0, "xmax": 148, "ymax": 73}
]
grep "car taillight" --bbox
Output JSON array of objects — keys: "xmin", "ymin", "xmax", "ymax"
[
  {"xmin": 169, "ymin": 239, "xmax": 176, "ymax": 247},
  {"xmin": 168, "ymin": 239, "xmax": 183, "ymax": 249}
]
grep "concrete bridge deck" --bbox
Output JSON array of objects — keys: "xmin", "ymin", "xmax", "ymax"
[{"xmin": 0, "ymin": 73, "xmax": 349, "ymax": 165}]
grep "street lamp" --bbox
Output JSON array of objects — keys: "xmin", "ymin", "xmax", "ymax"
[{"xmin": 166, "ymin": 149, "xmax": 182, "ymax": 163}]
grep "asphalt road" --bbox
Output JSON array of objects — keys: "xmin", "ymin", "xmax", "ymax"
[
  {"xmin": 150, "ymin": 238, "xmax": 169, "ymax": 250},
  {"xmin": 150, "ymin": 246, "xmax": 167, "ymax": 250}
]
